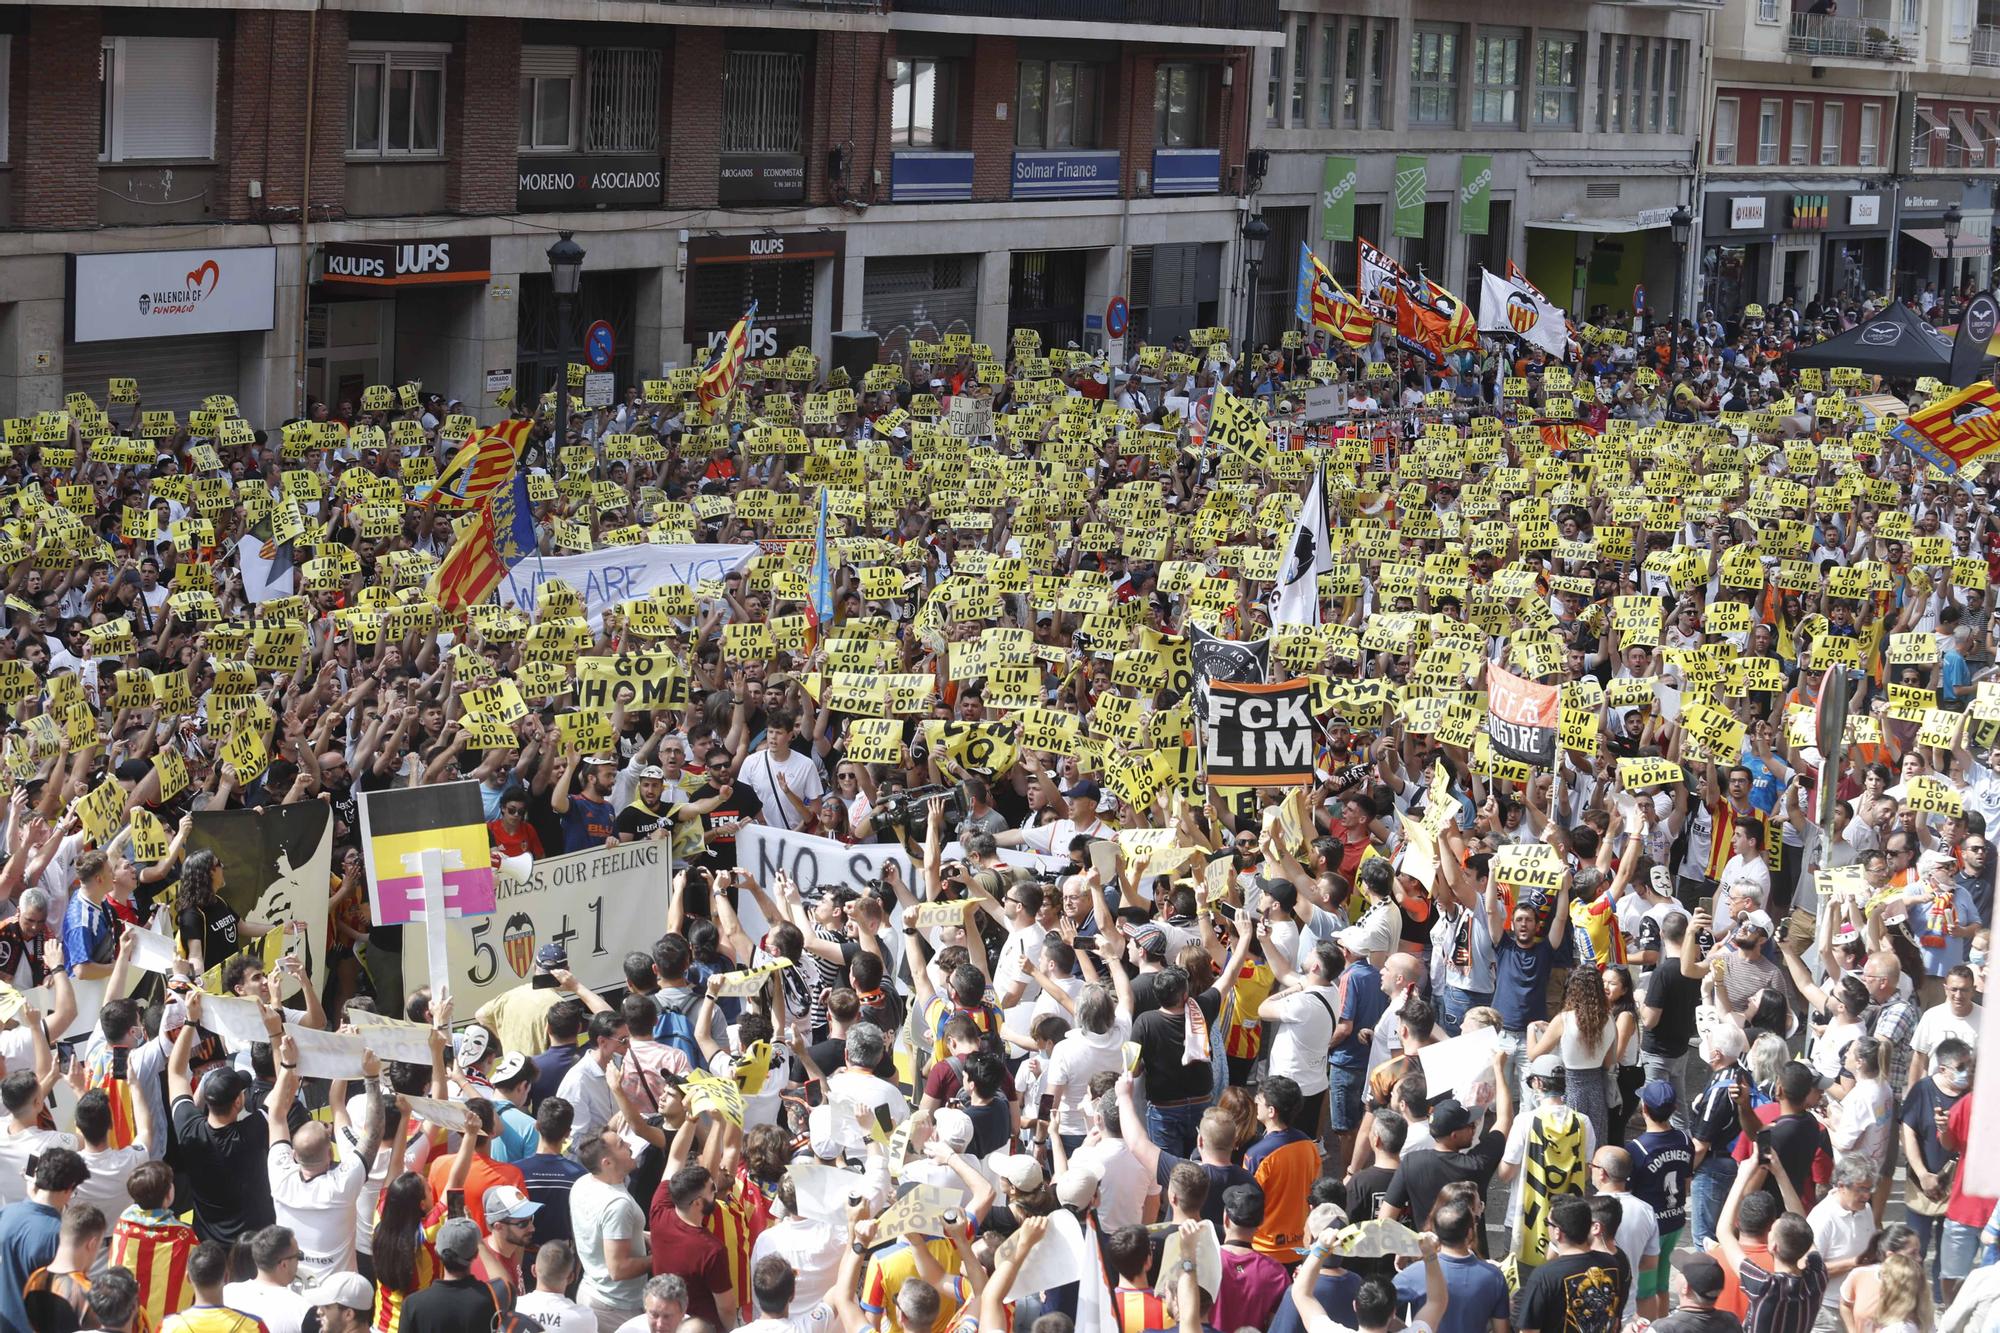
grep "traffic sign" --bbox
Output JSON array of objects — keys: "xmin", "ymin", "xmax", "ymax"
[
  {"xmin": 1106, "ymin": 296, "xmax": 1130, "ymax": 339},
  {"xmin": 584, "ymin": 320, "xmax": 616, "ymax": 371}
]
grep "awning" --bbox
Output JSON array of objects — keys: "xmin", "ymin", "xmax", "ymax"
[
  {"xmin": 1977, "ymin": 109, "xmax": 2000, "ymax": 154},
  {"xmin": 1903, "ymin": 226, "xmax": 1993, "ymax": 259},
  {"xmin": 1526, "ymin": 217, "xmax": 1668, "ymax": 234},
  {"xmin": 1949, "ymin": 110, "xmax": 1987, "ymax": 165}
]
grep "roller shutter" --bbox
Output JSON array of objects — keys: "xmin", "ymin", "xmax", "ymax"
[
  {"xmin": 862, "ymin": 255, "xmax": 978, "ymax": 359},
  {"xmin": 63, "ymin": 335, "xmax": 242, "ymax": 418}
]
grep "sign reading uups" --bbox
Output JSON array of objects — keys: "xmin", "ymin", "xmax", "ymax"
[{"xmin": 1322, "ymin": 156, "xmax": 1359, "ymax": 242}]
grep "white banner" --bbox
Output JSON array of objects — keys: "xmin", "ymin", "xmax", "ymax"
[
  {"xmin": 71, "ymin": 247, "xmax": 278, "ymax": 343},
  {"xmin": 495, "ymin": 543, "xmax": 760, "ymax": 628},
  {"xmin": 408, "ymin": 840, "xmax": 667, "ymax": 1016}
]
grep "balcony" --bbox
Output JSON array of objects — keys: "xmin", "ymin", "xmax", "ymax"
[
  {"xmin": 1974, "ymin": 23, "xmax": 2000, "ymax": 63},
  {"xmin": 1787, "ymin": 11, "xmax": 1916, "ymax": 58},
  {"xmin": 893, "ymin": 0, "xmax": 1280, "ymax": 28}
]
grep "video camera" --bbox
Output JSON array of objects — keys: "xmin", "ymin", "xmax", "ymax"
[{"xmin": 874, "ymin": 781, "xmax": 970, "ymax": 838}]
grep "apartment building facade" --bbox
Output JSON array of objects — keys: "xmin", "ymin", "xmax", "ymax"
[
  {"xmin": 1248, "ymin": 0, "xmax": 1709, "ymax": 338},
  {"xmin": 0, "ymin": 0, "xmax": 1274, "ymax": 421}
]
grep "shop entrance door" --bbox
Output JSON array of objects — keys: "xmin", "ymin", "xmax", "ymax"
[{"xmin": 1008, "ymin": 251, "xmax": 1088, "ymax": 350}]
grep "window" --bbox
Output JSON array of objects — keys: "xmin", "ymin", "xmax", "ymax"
[
  {"xmin": 350, "ymin": 45, "xmax": 444, "ymax": 156},
  {"xmin": 892, "ymin": 58, "xmax": 953, "ymax": 149},
  {"xmin": 1859, "ymin": 102, "xmax": 1881, "ymax": 165},
  {"xmin": 1155, "ymin": 63, "xmax": 1208, "ymax": 146},
  {"xmin": 1790, "ymin": 101, "xmax": 1811, "ymax": 164},
  {"xmin": 1317, "ymin": 21, "xmax": 1337, "ymax": 126},
  {"xmin": 99, "ymin": 36, "xmax": 218, "ymax": 162},
  {"xmin": 519, "ymin": 47, "xmax": 577, "ymax": 152},
  {"xmin": 585, "ymin": 49, "xmax": 662, "ymax": 154},
  {"xmin": 1472, "ymin": 29, "xmax": 1522, "ymax": 126},
  {"xmin": 1596, "ymin": 34, "xmax": 1613, "ymax": 132},
  {"xmin": 1714, "ymin": 97, "xmax": 1739, "ymax": 164},
  {"xmin": 1016, "ymin": 60, "xmax": 1101, "ymax": 148},
  {"xmin": 1533, "ymin": 31, "xmax": 1580, "ymax": 127},
  {"xmin": 1758, "ymin": 98, "xmax": 1780, "ymax": 164},
  {"xmin": 1291, "ymin": 18, "xmax": 1311, "ymax": 125},
  {"xmin": 1627, "ymin": 37, "xmax": 1644, "ymax": 133},
  {"xmin": 1265, "ymin": 40, "xmax": 1283, "ymax": 126},
  {"xmin": 1666, "ymin": 42, "xmax": 1686, "ymax": 132},
  {"xmin": 1648, "ymin": 41, "xmax": 1665, "ymax": 132},
  {"xmin": 1955, "ymin": 0, "xmax": 1974, "ymax": 38},
  {"xmin": 1409, "ymin": 25, "xmax": 1459, "ymax": 126},
  {"xmin": 722, "ymin": 51, "xmax": 804, "ymax": 153},
  {"xmin": 1820, "ymin": 102, "xmax": 1844, "ymax": 164},
  {"xmin": 1759, "ymin": 0, "xmax": 1779, "ymax": 20},
  {"xmin": 1342, "ymin": 18, "xmax": 1390, "ymax": 129}
]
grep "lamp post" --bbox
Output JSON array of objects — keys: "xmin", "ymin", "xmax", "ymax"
[
  {"xmin": 546, "ymin": 231, "xmax": 585, "ymax": 450},
  {"xmin": 1669, "ymin": 204, "xmax": 1693, "ymax": 375},
  {"xmin": 1944, "ymin": 203, "xmax": 1962, "ymax": 305},
  {"xmin": 1241, "ymin": 212, "xmax": 1270, "ymax": 359}
]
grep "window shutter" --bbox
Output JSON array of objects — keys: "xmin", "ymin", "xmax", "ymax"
[
  {"xmin": 521, "ymin": 46, "xmax": 579, "ymax": 79},
  {"xmin": 113, "ymin": 37, "xmax": 217, "ymax": 160}
]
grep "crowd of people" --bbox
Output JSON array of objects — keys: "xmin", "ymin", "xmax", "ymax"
[{"xmin": 0, "ymin": 282, "xmax": 1990, "ymax": 1333}]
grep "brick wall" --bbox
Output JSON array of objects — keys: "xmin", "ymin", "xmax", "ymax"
[
  {"xmin": 1108, "ymin": 51, "xmax": 1155, "ymax": 196},
  {"xmin": 446, "ymin": 18, "xmax": 519, "ymax": 214},
  {"xmin": 1220, "ymin": 49, "xmax": 1250, "ymax": 192},
  {"xmin": 217, "ymin": 11, "xmax": 350, "ymax": 224},
  {"xmin": 808, "ymin": 31, "xmax": 889, "ymax": 206},
  {"xmin": 18, "ymin": 8, "xmax": 101, "ymax": 230},
  {"xmin": 965, "ymin": 35, "xmax": 1017, "ymax": 203},
  {"xmin": 668, "ymin": 29, "xmax": 723, "ymax": 209}
]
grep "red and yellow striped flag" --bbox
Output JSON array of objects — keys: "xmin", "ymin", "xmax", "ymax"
[
  {"xmin": 110, "ymin": 1211, "xmax": 196, "ymax": 1330},
  {"xmin": 699, "ymin": 301, "xmax": 758, "ymax": 413},
  {"xmin": 422, "ymin": 417, "xmax": 530, "ymax": 509}
]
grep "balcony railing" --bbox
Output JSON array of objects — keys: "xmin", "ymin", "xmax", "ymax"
[
  {"xmin": 893, "ymin": 0, "xmax": 1280, "ymax": 29},
  {"xmin": 1787, "ymin": 11, "xmax": 1916, "ymax": 57},
  {"xmin": 1974, "ymin": 23, "xmax": 2000, "ymax": 62}
]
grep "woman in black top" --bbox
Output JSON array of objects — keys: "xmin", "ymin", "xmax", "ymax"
[{"xmin": 174, "ymin": 850, "xmax": 284, "ymax": 975}]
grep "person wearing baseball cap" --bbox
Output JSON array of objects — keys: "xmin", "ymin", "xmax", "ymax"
[
  {"xmin": 399, "ymin": 1216, "xmax": 507, "ymax": 1329},
  {"xmin": 472, "ymin": 942, "xmax": 570, "ymax": 1059},
  {"xmin": 995, "ymin": 776, "xmax": 1109, "ymax": 855},
  {"xmin": 1652, "ymin": 1254, "xmax": 1733, "ymax": 1333},
  {"xmin": 301, "ymin": 1271, "xmax": 374, "ymax": 1333},
  {"xmin": 553, "ymin": 749, "xmax": 619, "ymax": 852},
  {"xmin": 473, "ymin": 1185, "xmax": 543, "ymax": 1291},
  {"xmin": 616, "ymin": 763, "xmax": 676, "ymax": 844},
  {"xmin": 1626, "ymin": 1080, "xmax": 1694, "ymax": 1318}
]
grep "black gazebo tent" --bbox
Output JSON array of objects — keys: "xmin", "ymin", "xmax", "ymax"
[{"xmin": 1788, "ymin": 303, "xmax": 1954, "ymax": 380}]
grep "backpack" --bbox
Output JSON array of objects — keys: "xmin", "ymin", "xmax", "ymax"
[
  {"xmin": 927, "ymin": 1001, "xmax": 1005, "ymax": 1068},
  {"xmin": 654, "ymin": 989, "xmax": 704, "ymax": 1066}
]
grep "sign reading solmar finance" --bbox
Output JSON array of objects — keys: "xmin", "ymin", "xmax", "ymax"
[{"xmin": 1012, "ymin": 150, "xmax": 1121, "ymax": 200}]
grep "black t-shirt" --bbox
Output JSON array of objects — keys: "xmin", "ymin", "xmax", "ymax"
[
  {"xmin": 397, "ymin": 1275, "xmax": 503, "ymax": 1333},
  {"xmin": 1132, "ymin": 992, "xmax": 1223, "ymax": 1102},
  {"xmin": 1652, "ymin": 1309, "xmax": 1743, "ymax": 1333},
  {"xmin": 1642, "ymin": 954, "xmax": 1703, "ymax": 1057},
  {"xmin": 177, "ymin": 902, "xmax": 242, "ymax": 971},
  {"xmin": 1343, "ymin": 1163, "xmax": 1399, "ymax": 1282},
  {"xmin": 1383, "ymin": 1131, "xmax": 1507, "ymax": 1226},
  {"xmin": 1755, "ymin": 1111, "xmax": 1831, "ymax": 1212},
  {"xmin": 966, "ymin": 1097, "xmax": 1012, "ymax": 1159},
  {"xmin": 168, "ymin": 1096, "xmax": 276, "ymax": 1243},
  {"xmin": 616, "ymin": 800, "xmax": 671, "ymax": 841},
  {"xmin": 1515, "ymin": 1250, "xmax": 1631, "ymax": 1333},
  {"xmin": 697, "ymin": 780, "xmax": 763, "ymax": 870},
  {"xmin": 1899, "ymin": 1077, "xmax": 1965, "ymax": 1174},
  {"xmin": 247, "ymin": 1078, "xmax": 312, "ymax": 1137}
]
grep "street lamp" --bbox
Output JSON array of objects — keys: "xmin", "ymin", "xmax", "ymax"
[
  {"xmin": 546, "ymin": 230, "xmax": 586, "ymax": 450},
  {"xmin": 1944, "ymin": 203, "xmax": 1962, "ymax": 302},
  {"xmin": 1669, "ymin": 204, "xmax": 1693, "ymax": 375},
  {"xmin": 1241, "ymin": 212, "xmax": 1271, "ymax": 357}
]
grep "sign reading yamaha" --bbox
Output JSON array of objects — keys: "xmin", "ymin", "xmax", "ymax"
[
  {"xmin": 318, "ymin": 238, "xmax": 492, "ymax": 289},
  {"xmin": 516, "ymin": 156, "xmax": 665, "ymax": 212},
  {"xmin": 69, "ymin": 247, "xmax": 278, "ymax": 343}
]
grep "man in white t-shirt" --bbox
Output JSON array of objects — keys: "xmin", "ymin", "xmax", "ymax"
[
  {"xmin": 0, "ymin": 1022, "xmax": 74, "ymax": 1208},
  {"xmin": 750, "ymin": 1185, "xmax": 844, "ymax": 1311},
  {"xmin": 573, "ymin": 1127, "xmax": 651, "ymax": 1324},
  {"xmin": 740, "ymin": 710, "xmax": 826, "ymax": 832},
  {"xmin": 1256, "ymin": 939, "xmax": 1340, "ymax": 1130},
  {"xmin": 222, "ymin": 1226, "xmax": 313, "ymax": 1333},
  {"xmin": 1070, "ymin": 1086, "xmax": 1162, "ymax": 1232},
  {"xmin": 822, "ymin": 1024, "xmax": 908, "ymax": 1160},
  {"xmin": 266, "ymin": 1038, "xmax": 383, "ymax": 1282},
  {"xmin": 738, "ymin": 1253, "xmax": 837, "ymax": 1333},
  {"xmin": 1909, "ymin": 964, "xmax": 1982, "ymax": 1086},
  {"xmin": 516, "ymin": 1240, "xmax": 601, "ymax": 1333},
  {"xmin": 997, "ymin": 780, "xmax": 1110, "ymax": 857}
]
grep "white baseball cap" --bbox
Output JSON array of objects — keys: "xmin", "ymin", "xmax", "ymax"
[{"xmin": 303, "ymin": 1273, "xmax": 374, "ymax": 1311}]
